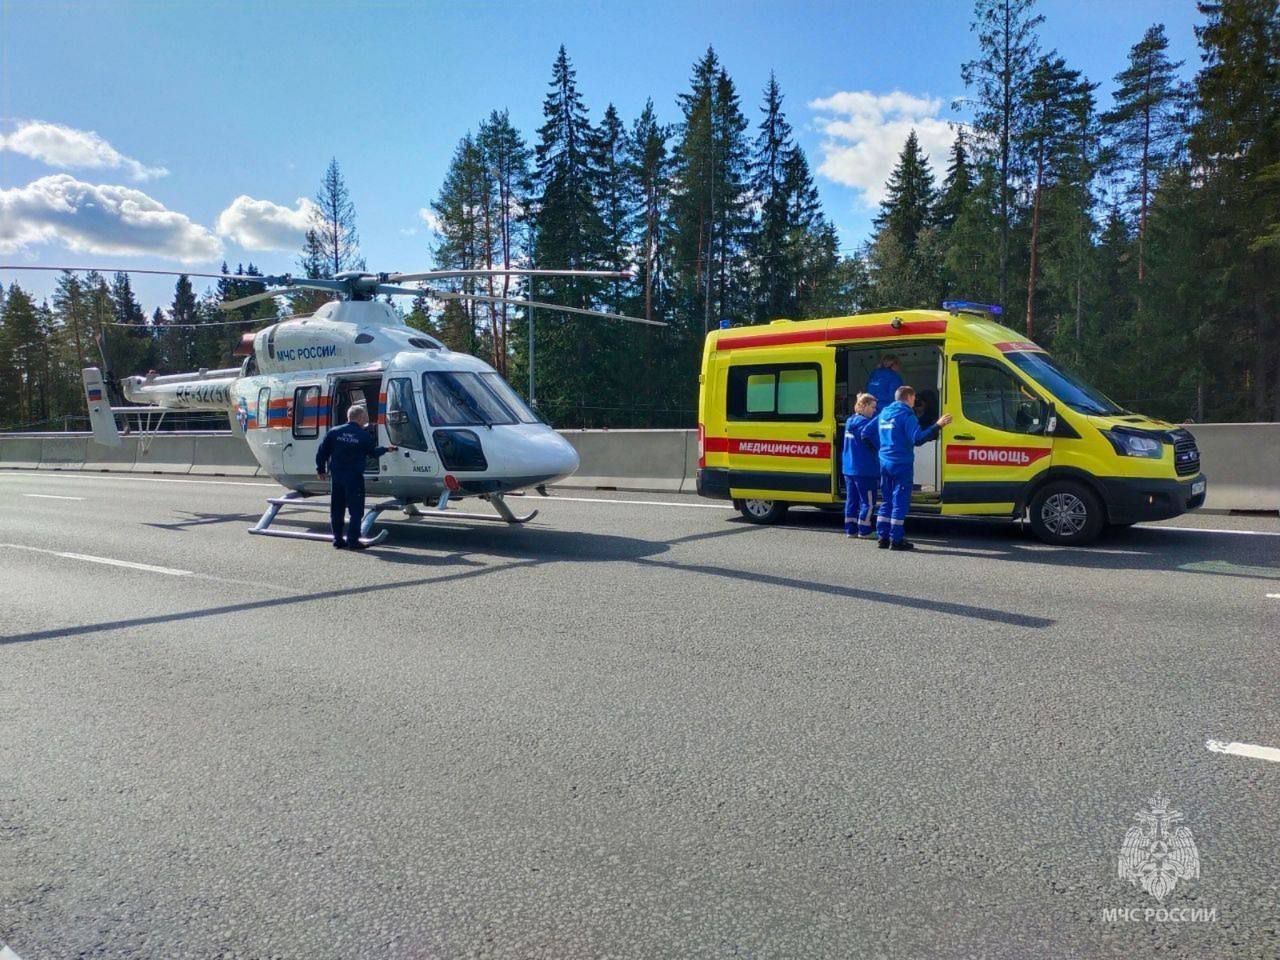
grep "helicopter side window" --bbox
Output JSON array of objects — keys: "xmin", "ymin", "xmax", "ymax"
[
  {"xmin": 292, "ymin": 386, "xmax": 320, "ymax": 439},
  {"xmin": 385, "ymin": 377, "xmax": 428, "ymax": 450},
  {"xmin": 255, "ymin": 387, "xmax": 271, "ymax": 430}
]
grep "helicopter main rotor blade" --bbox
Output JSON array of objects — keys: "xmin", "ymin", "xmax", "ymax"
[
  {"xmin": 0, "ymin": 265, "xmax": 275, "ymax": 283},
  {"xmin": 386, "ymin": 268, "xmax": 632, "ymax": 284},
  {"xmin": 219, "ymin": 288, "xmax": 305, "ymax": 312},
  {"xmin": 432, "ymin": 289, "xmax": 665, "ymax": 327}
]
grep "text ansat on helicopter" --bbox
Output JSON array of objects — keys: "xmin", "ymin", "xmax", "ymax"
[{"xmin": 5, "ymin": 264, "xmax": 663, "ymax": 545}]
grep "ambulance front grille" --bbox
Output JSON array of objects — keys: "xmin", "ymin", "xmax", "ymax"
[{"xmin": 1173, "ymin": 434, "xmax": 1200, "ymax": 477}]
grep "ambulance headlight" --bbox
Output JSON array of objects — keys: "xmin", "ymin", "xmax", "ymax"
[{"xmin": 1105, "ymin": 429, "xmax": 1163, "ymax": 459}]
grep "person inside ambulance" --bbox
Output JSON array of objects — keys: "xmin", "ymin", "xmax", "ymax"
[
  {"xmin": 866, "ymin": 355, "xmax": 903, "ymax": 411},
  {"xmin": 316, "ymin": 404, "xmax": 398, "ymax": 550},
  {"xmin": 876, "ymin": 385, "xmax": 953, "ymax": 551}
]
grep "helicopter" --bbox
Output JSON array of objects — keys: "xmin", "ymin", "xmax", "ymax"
[{"xmin": 7, "ymin": 264, "xmax": 663, "ymax": 545}]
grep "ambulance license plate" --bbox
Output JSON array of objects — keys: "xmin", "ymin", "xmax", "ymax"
[{"xmin": 1192, "ymin": 480, "xmax": 1205, "ymax": 496}]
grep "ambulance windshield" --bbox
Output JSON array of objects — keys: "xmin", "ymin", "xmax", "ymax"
[{"xmin": 1005, "ymin": 351, "xmax": 1124, "ymax": 416}]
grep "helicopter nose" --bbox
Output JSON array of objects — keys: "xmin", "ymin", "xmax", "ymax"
[{"xmin": 498, "ymin": 425, "xmax": 578, "ymax": 483}]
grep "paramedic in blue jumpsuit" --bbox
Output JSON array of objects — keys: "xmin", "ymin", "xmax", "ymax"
[
  {"xmin": 316, "ymin": 404, "xmax": 397, "ymax": 549},
  {"xmin": 876, "ymin": 385, "xmax": 952, "ymax": 551},
  {"xmin": 841, "ymin": 392, "xmax": 881, "ymax": 538},
  {"xmin": 866, "ymin": 355, "xmax": 903, "ymax": 410}
]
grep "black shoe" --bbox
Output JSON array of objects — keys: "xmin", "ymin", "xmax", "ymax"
[
  {"xmin": 333, "ymin": 540, "xmax": 346, "ymax": 549},
  {"xmin": 347, "ymin": 542, "xmax": 369, "ymax": 551},
  {"xmin": 877, "ymin": 537, "xmax": 890, "ymax": 549},
  {"xmin": 889, "ymin": 540, "xmax": 915, "ymax": 551}
]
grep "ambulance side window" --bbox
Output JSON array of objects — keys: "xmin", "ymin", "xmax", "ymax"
[
  {"xmin": 256, "ymin": 387, "xmax": 271, "ymax": 429},
  {"xmin": 292, "ymin": 386, "xmax": 320, "ymax": 439},
  {"xmin": 726, "ymin": 363, "xmax": 822, "ymax": 422},
  {"xmin": 959, "ymin": 362, "xmax": 1045, "ymax": 435},
  {"xmin": 386, "ymin": 377, "xmax": 428, "ymax": 450}
]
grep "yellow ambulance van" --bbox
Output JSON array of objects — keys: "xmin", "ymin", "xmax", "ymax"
[{"xmin": 695, "ymin": 303, "xmax": 1206, "ymax": 545}]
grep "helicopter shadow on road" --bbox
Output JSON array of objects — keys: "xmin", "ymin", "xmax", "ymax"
[{"xmin": 143, "ymin": 510, "xmax": 262, "ymax": 532}]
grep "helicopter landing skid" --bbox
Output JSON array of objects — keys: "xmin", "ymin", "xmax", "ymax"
[
  {"xmin": 361, "ymin": 490, "xmax": 538, "ymax": 532},
  {"xmin": 248, "ymin": 491, "xmax": 390, "ymax": 546}
]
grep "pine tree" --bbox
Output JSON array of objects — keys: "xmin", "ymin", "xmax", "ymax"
[
  {"xmin": 1188, "ymin": 0, "xmax": 1280, "ymax": 419},
  {"xmin": 530, "ymin": 46, "xmax": 609, "ymax": 420},
  {"xmin": 432, "ymin": 133, "xmax": 488, "ymax": 354},
  {"xmin": 671, "ymin": 48, "xmax": 752, "ymax": 336},
  {"xmin": 1102, "ymin": 24, "xmax": 1189, "ymax": 282},
  {"xmin": 592, "ymin": 103, "xmax": 632, "ymax": 316},
  {"xmin": 477, "ymin": 109, "xmax": 531, "ymax": 375},
  {"xmin": 626, "ymin": 99, "xmax": 671, "ymax": 326},
  {"xmin": 0, "ymin": 284, "xmax": 43, "ymax": 425},
  {"xmin": 962, "ymin": 0, "xmax": 1044, "ymax": 308},
  {"xmin": 752, "ymin": 73, "xmax": 794, "ymax": 322},
  {"xmin": 875, "ymin": 130, "xmax": 937, "ymax": 254},
  {"xmin": 1019, "ymin": 54, "xmax": 1095, "ymax": 338},
  {"xmin": 781, "ymin": 147, "xmax": 838, "ymax": 316},
  {"xmin": 312, "ymin": 157, "xmax": 363, "ymax": 276},
  {"xmin": 51, "ymin": 270, "xmax": 88, "ymax": 372},
  {"xmin": 936, "ymin": 130, "xmax": 973, "ymax": 232}
]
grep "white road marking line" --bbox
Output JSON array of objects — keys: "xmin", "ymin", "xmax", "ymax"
[
  {"xmin": 1267, "ymin": 593, "xmax": 1280, "ymax": 599},
  {"xmin": 1, "ymin": 542, "xmax": 191, "ymax": 577},
  {"xmin": 1206, "ymin": 739, "xmax": 1280, "ymax": 764},
  {"xmin": 546, "ymin": 495, "xmax": 734, "ymax": 510},
  {"xmin": 1146, "ymin": 525, "xmax": 1280, "ymax": 538},
  {"xmin": 2, "ymin": 944, "xmax": 27, "ymax": 960},
  {"xmin": 22, "ymin": 493, "xmax": 85, "ymax": 500},
  {"xmin": 0, "ymin": 471, "xmax": 274, "ymax": 488}
]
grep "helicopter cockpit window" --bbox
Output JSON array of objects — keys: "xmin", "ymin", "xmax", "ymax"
[
  {"xmin": 479, "ymin": 373, "xmax": 541, "ymax": 424},
  {"xmin": 421, "ymin": 372, "xmax": 517, "ymax": 427},
  {"xmin": 385, "ymin": 377, "xmax": 428, "ymax": 450}
]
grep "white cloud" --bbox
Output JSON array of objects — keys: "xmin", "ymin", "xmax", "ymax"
[
  {"xmin": 0, "ymin": 174, "xmax": 221, "ymax": 262},
  {"xmin": 215, "ymin": 195, "xmax": 317, "ymax": 251},
  {"xmin": 418, "ymin": 208, "xmax": 443, "ymax": 235},
  {"xmin": 808, "ymin": 91, "xmax": 959, "ymax": 208},
  {"xmin": 0, "ymin": 120, "xmax": 168, "ymax": 181}
]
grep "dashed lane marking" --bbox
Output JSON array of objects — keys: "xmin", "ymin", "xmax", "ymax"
[
  {"xmin": 0, "ymin": 471, "xmax": 273, "ymax": 488},
  {"xmin": 1, "ymin": 542, "xmax": 192, "ymax": 577},
  {"xmin": 2, "ymin": 944, "xmax": 26, "ymax": 959},
  {"xmin": 1206, "ymin": 739, "xmax": 1280, "ymax": 764},
  {"xmin": 546, "ymin": 495, "xmax": 734, "ymax": 510},
  {"xmin": 22, "ymin": 493, "xmax": 85, "ymax": 500}
]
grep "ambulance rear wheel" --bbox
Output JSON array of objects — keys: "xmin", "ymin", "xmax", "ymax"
[
  {"xmin": 735, "ymin": 498, "xmax": 789, "ymax": 524},
  {"xmin": 1028, "ymin": 481, "xmax": 1104, "ymax": 545}
]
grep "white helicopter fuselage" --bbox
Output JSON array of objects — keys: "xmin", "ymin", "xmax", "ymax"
[{"xmin": 119, "ymin": 300, "xmax": 580, "ymax": 502}]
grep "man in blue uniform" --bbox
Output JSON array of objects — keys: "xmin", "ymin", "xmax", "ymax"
[
  {"xmin": 841, "ymin": 392, "xmax": 881, "ymax": 538},
  {"xmin": 866, "ymin": 355, "xmax": 903, "ymax": 410},
  {"xmin": 876, "ymin": 385, "xmax": 952, "ymax": 551},
  {"xmin": 316, "ymin": 404, "xmax": 397, "ymax": 549}
]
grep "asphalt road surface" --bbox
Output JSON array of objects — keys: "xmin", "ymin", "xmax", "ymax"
[{"xmin": 2, "ymin": 469, "xmax": 1278, "ymax": 959}]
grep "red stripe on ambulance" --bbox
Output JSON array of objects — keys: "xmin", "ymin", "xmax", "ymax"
[
  {"xmin": 705, "ymin": 437, "xmax": 831, "ymax": 459},
  {"xmin": 946, "ymin": 445, "xmax": 1050, "ymax": 466}
]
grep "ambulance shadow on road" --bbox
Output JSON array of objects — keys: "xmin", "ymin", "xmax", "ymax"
[{"xmin": 895, "ymin": 516, "xmax": 1280, "ymax": 580}]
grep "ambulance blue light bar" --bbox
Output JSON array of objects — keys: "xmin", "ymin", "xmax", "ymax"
[{"xmin": 942, "ymin": 300, "xmax": 1003, "ymax": 316}]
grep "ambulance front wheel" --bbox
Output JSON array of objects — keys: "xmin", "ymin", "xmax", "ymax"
[
  {"xmin": 734, "ymin": 498, "xmax": 789, "ymax": 524},
  {"xmin": 1028, "ymin": 481, "xmax": 1104, "ymax": 545}
]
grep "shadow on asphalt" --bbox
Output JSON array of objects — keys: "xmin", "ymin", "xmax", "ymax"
[
  {"xmin": 144, "ymin": 511, "xmax": 261, "ymax": 532},
  {"xmin": 766, "ymin": 507, "xmax": 1280, "ymax": 579}
]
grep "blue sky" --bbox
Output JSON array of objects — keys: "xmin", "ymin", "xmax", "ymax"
[{"xmin": 2, "ymin": 0, "xmax": 1202, "ymax": 311}]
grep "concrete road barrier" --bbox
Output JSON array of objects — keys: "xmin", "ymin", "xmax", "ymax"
[
  {"xmin": 679, "ymin": 431, "xmax": 700, "ymax": 494},
  {"xmin": 192, "ymin": 435, "xmax": 260, "ymax": 476},
  {"xmin": 133, "ymin": 435, "xmax": 195, "ymax": 475},
  {"xmin": 559, "ymin": 429, "xmax": 692, "ymax": 492},
  {"xmin": 0, "ymin": 436, "xmax": 43, "ymax": 469},
  {"xmin": 38, "ymin": 435, "xmax": 88, "ymax": 470},
  {"xmin": 1188, "ymin": 423, "xmax": 1280, "ymax": 512},
  {"xmin": 83, "ymin": 436, "xmax": 139, "ymax": 471}
]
